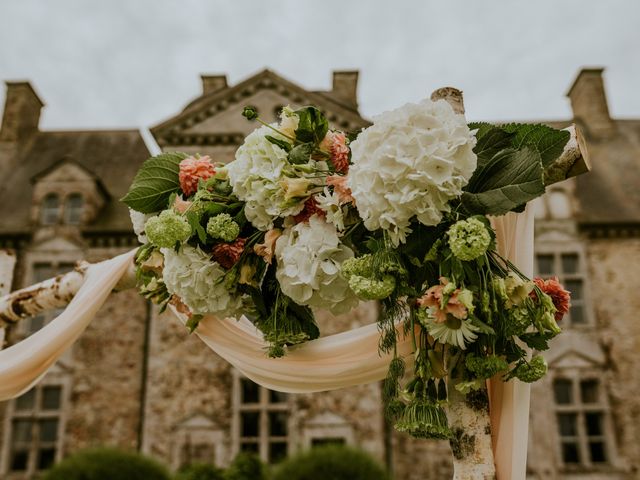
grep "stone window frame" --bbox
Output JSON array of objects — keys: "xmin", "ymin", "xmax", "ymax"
[
  {"xmin": 301, "ymin": 412, "xmax": 354, "ymax": 450},
  {"xmin": 63, "ymin": 193, "xmax": 84, "ymax": 226},
  {"xmin": 551, "ymin": 369, "xmax": 617, "ymax": 471},
  {"xmin": 534, "ymin": 243, "xmax": 593, "ymax": 329},
  {"xmin": 170, "ymin": 417, "xmax": 226, "ymax": 470},
  {"xmin": 231, "ymin": 370, "xmax": 292, "ymax": 464},
  {"xmin": 0, "ymin": 372, "xmax": 70, "ymax": 478},
  {"xmin": 40, "ymin": 193, "xmax": 61, "ymax": 226}
]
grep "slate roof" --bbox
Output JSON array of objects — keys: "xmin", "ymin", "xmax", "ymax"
[
  {"xmin": 0, "ymin": 129, "xmax": 150, "ymax": 234},
  {"xmin": 573, "ymin": 120, "xmax": 640, "ymax": 225}
]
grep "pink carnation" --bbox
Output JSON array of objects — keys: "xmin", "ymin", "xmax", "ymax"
[
  {"xmin": 321, "ymin": 131, "xmax": 350, "ymax": 174},
  {"xmin": 417, "ymin": 277, "xmax": 468, "ymax": 324},
  {"xmin": 211, "ymin": 237, "xmax": 246, "ymax": 269},
  {"xmin": 179, "ymin": 156, "xmax": 216, "ymax": 197},
  {"xmin": 326, "ymin": 175, "xmax": 354, "ymax": 204},
  {"xmin": 532, "ymin": 277, "xmax": 571, "ymax": 321}
]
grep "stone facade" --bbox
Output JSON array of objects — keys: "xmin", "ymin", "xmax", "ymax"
[{"xmin": 0, "ymin": 68, "xmax": 638, "ymax": 479}]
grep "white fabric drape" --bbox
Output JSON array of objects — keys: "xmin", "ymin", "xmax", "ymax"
[
  {"xmin": 188, "ymin": 313, "xmax": 415, "ymax": 393},
  {"xmin": 0, "ymin": 209, "xmax": 534, "ymax": 479},
  {"xmin": 0, "ymin": 250, "xmax": 135, "ymax": 400},
  {"xmin": 489, "ymin": 207, "xmax": 535, "ymax": 480}
]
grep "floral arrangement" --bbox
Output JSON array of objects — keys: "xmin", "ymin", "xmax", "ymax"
[{"xmin": 122, "ymin": 98, "xmax": 571, "ymax": 440}]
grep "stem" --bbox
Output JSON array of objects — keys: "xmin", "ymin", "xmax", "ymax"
[{"xmin": 254, "ymin": 118, "xmax": 298, "ymax": 143}]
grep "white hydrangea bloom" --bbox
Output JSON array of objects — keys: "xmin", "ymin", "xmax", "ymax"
[
  {"xmin": 227, "ymin": 125, "xmax": 304, "ymax": 230},
  {"xmin": 129, "ymin": 208, "xmax": 152, "ymax": 243},
  {"xmin": 275, "ymin": 215, "xmax": 358, "ymax": 314},
  {"xmin": 316, "ymin": 187, "xmax": 346, "ymax": 231},
  {"xmin": 348, "ymin": 99, "xmax": 477, "ymax": 245},
  {"xmin": 161, "ymin": 245, "xmax": 242, "ymax": 318}
]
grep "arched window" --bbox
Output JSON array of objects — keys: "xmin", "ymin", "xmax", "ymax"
[
  {"xmin": 40, "ymin": 194, "xmax": 60, "ymax": 226},
  {"xmin": 63, "ymin": 194, "xmax": 84, "ymax": 225}
]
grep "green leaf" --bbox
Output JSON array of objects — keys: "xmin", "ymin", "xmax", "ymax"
[
  {"xmin": 186, "ymin": 314, "xmax": 203, "ymax": 333},
  {"xmin": 470, "ymin": 316, "xmax": 495, "ymax": 335},
  {"xmin": 121, "ymin": 152, "xmax": 188, "ymax": 213},
  {"xmin": 473, "ymin": 126, "xmax": 515, "ymax": 160},
  {"xmin": 203, "ymin": 202, "xmax": 227, "ymax": 216},
  {"xmin": 468, "ymin": 122, "xmax": 494, "ymax": 141},
  {"xmin": 294, "ymin": 106, "xmax": 328, "ymax": 144},
  {"xmin": 500, "ymin": 123, "xmax": 570, "ymax": 168},
  {"xmin": 265, "ymin": 135, "xmax": 292, "ymax": 152},
  {"xmin": 186, "ymin": 210, "xmax": 206, "ymax": 243},
  {"xmin": 461, "ymin": 147, "xmax": 545, "ymax": 216},
  {"xmin": 288, "ymin": 143, "xmax": 315, "ymax": 164},
  {"xmin": 518, "ymin": 332, "xmax": 554, "ymax": 350}
]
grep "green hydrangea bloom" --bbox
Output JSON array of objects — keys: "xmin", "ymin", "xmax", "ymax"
[
  {"xmin": 465, "ymin": 354, "xmax": 509, "ymax": 379},
  {"xmin": 341, "ymin": 255, "xmax": 374, "ymax": 279},
  {"xmin": 206, "ymin": 213, "xmax": 240, "ymax": 242},
  {"xmin": 144, "ymin": 210, "xmax": 191, "ymax": 248},
  {"xmin": 507, "ymin": 305, "xmax": 532, "ymax": 336},
  {"xmin": 514, "ymin": 356, "xmax": 548, "ymax": 383},
  {"xmin": 448, "ymin": 217, "xmax": 491, "ymax": 261},
  {"xmin": 348, "ymin": 274, "xmax": 396, "ymax": 300}
]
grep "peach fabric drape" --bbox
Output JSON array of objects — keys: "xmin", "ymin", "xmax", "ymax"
[
  {"xmin": 489, "ymin": 207, "xmax": 535, "ymax": 480},
  {"xmin": 0, "ymin": 250, "xmax": 135, "ymax": 400},
  {"xmin": 0, "ymin": 208, "xmax": 534, "ymax": 479}
]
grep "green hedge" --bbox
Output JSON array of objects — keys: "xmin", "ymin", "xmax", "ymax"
[
  {"xmin": 175, "ymin": 462, "xmax": 225, "ymax": 480},
  {"xmin": 42, "ymin": 447, "xmax": 170, "ymax": 480},
  {"xmin": 271, "ymin": 445, "xmax": 389, "ymax": 480},
  {"xmin": 224, "ymin": 452, "xmax": 267, "ymax": 480}
]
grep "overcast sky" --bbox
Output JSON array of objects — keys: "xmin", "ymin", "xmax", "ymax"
[{"xmin": 1, "ymin": 0, "xmax": 639, "ymax": 130}]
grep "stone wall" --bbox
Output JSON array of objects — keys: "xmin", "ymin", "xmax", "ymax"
[{"xmin": 586, "ymin": 238, "xmax": 640, "ymax": 476}]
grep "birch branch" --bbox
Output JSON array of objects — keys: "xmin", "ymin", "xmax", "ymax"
[
  {"xmin": 545, "ymin": 124, "xmax": 591, "ymax": 185},
  {"xmin": 447, "ymin": 385, "xmax": 496, "ymax": 480},
  {"xmin": 0, "ymin": 259, "xmax": 136, "ymax": 328},
  {"xmin": 431, "ymin": 86, "xmax": 590, "ymax": 185}
]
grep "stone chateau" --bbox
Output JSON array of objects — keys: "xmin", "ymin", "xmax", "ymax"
[{"xmin": 0, "ymin": 68, "xmax": 638, "ymax": 479}]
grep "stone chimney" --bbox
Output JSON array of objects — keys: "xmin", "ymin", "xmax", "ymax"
[
  {"xmin": 332, "ymin": 71, "xmax": 359, "ymax": 108},
  {"xmin": 201, "ymin": 74, "xmax": 228, "ymax": 95},
  {"xmin": 0, "ymin": 81, "xmax": 44, "ymax": 142},
  {"xmin": 566, "ymin": 68, "xmax": 614, "ymax": 139}
]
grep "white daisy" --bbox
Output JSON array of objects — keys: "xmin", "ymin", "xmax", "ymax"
[{"xmin": 424, "ymin": 316, "xmax": 480, "ymax": 350}]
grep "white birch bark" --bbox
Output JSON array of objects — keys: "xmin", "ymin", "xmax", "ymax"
[
  {"xmin": 447, "ymin": 384, "xmax": 496, "ymax": 479},
  {"xmin": 0, "ymin": 259, "xmax": 136, "ymax": 328}
]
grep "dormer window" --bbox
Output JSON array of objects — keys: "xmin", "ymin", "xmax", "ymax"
[
  {"xmin": 40, "ymin": 193, "xmax": 60, "ymax": 225},
  {"xmin": 64, "ymin": 193, "xmax": 84, "ymax": 225}
]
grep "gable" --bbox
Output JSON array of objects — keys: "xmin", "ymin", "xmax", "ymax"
[
  {"xmin": 546, "ymin": 332, "xmax": 605, "ymax": 367},
  {"xmin": 33, "ymin": 160, "xmax": 97, "ymax": 185},
  {"xmin": 175, "ymin": 414, "xmax": 217, "ymax": 430},
  {"xmin": 151, "ymin": 69, "xmax": 371, "ymax": 148}
]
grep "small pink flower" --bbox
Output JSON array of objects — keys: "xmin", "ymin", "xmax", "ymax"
[
  {"xmin": 326, "ymin": 175, "xmax": 354, "ymax": 204},
  {"xmin": 417, "ymin": 277, "xmax": 468, "ymax": 324},
  {"xmin": 532, "ymin": 277, "xmax": 571, "ymax": 321},
  {"xmin": 172, "ymin": 195, "xmax": 192, "ymax": 213},
  {"xmin": 293, "ymin": 197, "xmax": 326, "ymax": 224},
  {"xmin": 321, "ymin": 131, "xmax": 350, "ymax": 174},
  {"xmin": 254, "ymin": 229, "xmax": 282, "ymax": 264},
  {"xmin": 211, "ymin": 237, "xmax": 246, "ymax": 269},
  {"xmin": 179, "ymin": 156, "xmax": 216, "ymax": 197}
]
